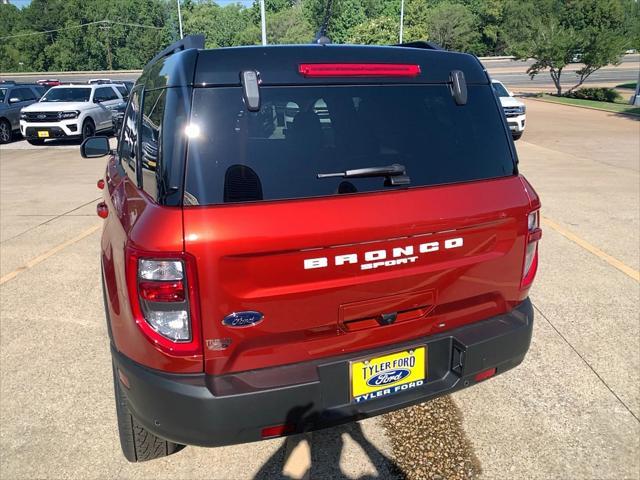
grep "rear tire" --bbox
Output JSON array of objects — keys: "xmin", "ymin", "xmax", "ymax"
[
  {"xmin": 27, "ymin": 138, "xmax": 45, "ymax": 146},
  {"xmin": 0, "ymin": 119, "xmax": 11, "ymax": 144},
  {"xmin": 82, "ymin": 118, "xmax": 95, "ymax": 140},
  {"xmin": 512, "ymin": 132, "xmax": 523, "ymax": 141},
  {"xmin": 112, "ymin": 363, "xmax": 185, "ymax": 462}
]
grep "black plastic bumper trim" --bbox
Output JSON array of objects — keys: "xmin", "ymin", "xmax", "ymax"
[{"xmin": 112, "ymin": 298, "xmax": 533, "ymax": 447}]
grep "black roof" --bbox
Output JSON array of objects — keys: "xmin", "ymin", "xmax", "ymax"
[{"xmin": 138, "ymin": 42, "xmax": 489, "ymax": 90}]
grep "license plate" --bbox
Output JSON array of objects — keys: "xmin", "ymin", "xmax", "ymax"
[
  {"xmin": 37, "ymin": 131, "xmax": 49, "ymax": 138},
  {"xmin": 351, "ymin": 347, "xmax": 426, "ymax": 403}
]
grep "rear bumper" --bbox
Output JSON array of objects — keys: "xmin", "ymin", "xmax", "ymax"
[{"xmin": 112, "ymin": 298, "xmax": 533, "ymax": 447}]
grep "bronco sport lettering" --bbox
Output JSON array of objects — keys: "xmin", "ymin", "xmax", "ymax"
[{"xmin": 304, "ymin": 237, "xmax": 464, "ymax": 270}]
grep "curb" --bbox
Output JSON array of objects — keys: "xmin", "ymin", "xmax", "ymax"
[{"xmin": 527, "ymin": 97, "xmax": 640, "ymax": 118}]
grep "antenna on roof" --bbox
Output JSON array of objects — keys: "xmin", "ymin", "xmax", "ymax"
[{"xmin": 313, "ymin": 0, "xmax": 333, "ymax": 44}]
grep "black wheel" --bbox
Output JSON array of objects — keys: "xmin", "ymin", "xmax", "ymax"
[
  {"xmin": 0, "ymin": 119, "xmax": 11, "ymax": 144},
  {"xmin": 82, "ymin": 119, "xmax": 96, "ymax": 140},
  {"xmin": 512, "ymin": 132, "xmax": 523, "ymax": 141},
  {"xmin": 27, "ymin": 138, "xmax": 45, "ymax": 146},
  {"xmin": 112, "ymin": 363, "xmax": 185, "ymax": 462}
]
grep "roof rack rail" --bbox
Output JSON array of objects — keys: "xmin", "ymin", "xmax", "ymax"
[
  {"xmin": 393, "ymin": 41, "xmax": 444, "ymax": 51},
  {"xmin": 148, "ymin": 34, "xmax": 205, "ymax": 67}
]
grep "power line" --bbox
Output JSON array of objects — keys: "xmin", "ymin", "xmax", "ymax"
[{"xmin": 0, "ymin": 19, "xmax": 163, "ymax": 40}]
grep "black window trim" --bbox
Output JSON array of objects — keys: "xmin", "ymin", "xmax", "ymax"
[
  {"xmin": 118, "ymin": 85, "xmax": 144, "ymax": 185},
  {"xmin": 139, "ymin": 87, "xmax": 167, "ymax": 203}
]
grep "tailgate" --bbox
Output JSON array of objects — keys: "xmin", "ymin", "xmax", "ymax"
[{"xmin": 184, "ymin": 176, "xmax": 531, "ymax": 376}]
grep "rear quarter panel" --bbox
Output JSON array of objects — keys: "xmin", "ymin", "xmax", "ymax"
[{"xmin": 100, "ymin": 157, "xmax": 201, "ymax": 373}]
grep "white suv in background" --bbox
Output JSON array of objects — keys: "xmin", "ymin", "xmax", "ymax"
[
  {"xmin": 492, "ymin": 80, "xmax": 526, "ymax": 140},
  {"xmin": 19, "ymin": 83, "xmax": 127, "ymax": 145}
]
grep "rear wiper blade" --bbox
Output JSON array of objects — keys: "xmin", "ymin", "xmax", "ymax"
[{"xmin": 317, "ymin": 163, "xmax": 410, "ymax": 185}]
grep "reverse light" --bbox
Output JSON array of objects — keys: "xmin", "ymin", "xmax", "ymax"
[
  {"xmin": 521, "ymin": 210, "xmax": 542, "ymax": 287},
  {"xmin": 298, "ymin": 63, "xmax": 421, "ymax": 78},
  {"xmin": 126, "ymin": 251, "xmax": 202, "ymax": 355},
  {"xmin": 145, "ymin": 310, "xmax": 190, "ymax": 341}
]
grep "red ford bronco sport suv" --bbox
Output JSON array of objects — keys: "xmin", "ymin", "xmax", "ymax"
[{"xmin": 81, "ymin": 35, "xmax": 541, "ymax": 462}]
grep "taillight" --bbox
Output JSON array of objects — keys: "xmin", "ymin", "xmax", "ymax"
[
  {"xmin": 521, "ymin": 210, "xmax": 542, "ymax": 288},
  {"xmin": 126, "ymin": 248, "xmax": 201, "ymax": 355},
  {"xmin": 298, "ymin": 63, "xmax": 421, "ymax": 78}
]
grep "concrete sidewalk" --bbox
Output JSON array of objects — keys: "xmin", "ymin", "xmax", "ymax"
[{"xmin": 454, "ymin": 99, "xmax": 640, "ymax": 480}]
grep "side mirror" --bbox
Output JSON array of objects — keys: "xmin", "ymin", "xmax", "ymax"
[
  {"xmin": 9, "ymin": 97, "xmax": 20, "ymax": 104},
  {"xmin": 93, "ymin": 98, "xmax": 102, "ymax": 104},
  {"xmin": 81, "ymin": 136, "xmax": 111, "ymax": 158}
]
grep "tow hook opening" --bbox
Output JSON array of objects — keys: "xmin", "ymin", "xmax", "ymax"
[{"xmin": 451, "ymin": 342, "xmax": 466, "ymax": 376}]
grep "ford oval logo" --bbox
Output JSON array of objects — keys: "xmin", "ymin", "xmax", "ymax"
[
  {"xmin": 222, "ymin": 311, "xmax": 264, "ymax": 328},
  {"xmin": 37, "ymin": 114, "xmax": 46, "ymax": 119},
  {"xmin": 366, "ymin": 369, "xmax": 411, "ymax": 387}
]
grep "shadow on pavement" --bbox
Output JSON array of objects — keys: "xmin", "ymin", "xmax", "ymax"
[
  {"xmin": 615, "ymin": 111, "xmax": 640, "ymax": 121},
  {"xmin": 254, "ymin": 406, "xmax": 404, "ymax": 480}
]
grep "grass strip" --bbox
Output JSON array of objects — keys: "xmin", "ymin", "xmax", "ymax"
[{"xmin": 538, "ymin": 94, "xmax": 640, "ymax": 116}]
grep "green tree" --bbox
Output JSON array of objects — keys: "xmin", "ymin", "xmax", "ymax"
[
  {"xmin": 425, "ymin": 2, "xmax": 479, "ymax": 51},
  {"xmin": 348, "ymin": 16, "xmax": 399, "ymax": 45},
  {"xmin": 304, "ymin": 0, "xmax": 367, "ymax": 43},
  {"xmin": 503, "ymin": 0, "xmax": 634, "ymax": 95},
  {"xmin": 183, "ymin": 2, "xmax": 251, "ymax": 49},
  {"xmin": 465, "ymin": 0, "xmax": 507, "ymax": 55},
  {"xmin": 267, "ymin": 4, "xmax": 315, "ymax": 44},
  {"xmin": 402, "ymin": 0, "xmax": 431, "ymax": 43}
]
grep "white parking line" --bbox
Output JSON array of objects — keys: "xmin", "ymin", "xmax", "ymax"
[{"xmin": 542, "ymin": 216, "xmax": 639, "ymax": 282}]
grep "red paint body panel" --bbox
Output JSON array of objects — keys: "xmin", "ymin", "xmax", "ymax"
[
  {"xmin": 181, "ymin": 175, "xmax": 537, "ymax": 376},
  {"xmin": 100, "ymin": 157, "xmax": 203, "ymax": 373},
  {"xmin": 100, "ymin": 145, "xmax": 540, "ymax": 376}
]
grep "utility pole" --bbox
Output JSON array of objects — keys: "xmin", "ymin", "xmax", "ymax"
[
  {"xmin": 399, "ymin": 0, "xmax": 405, "ymax": 44},
  {"xmin": 100, "ymin": 21, "xmax": 113, "ymax": 71},
  {"xmin": 177, "ymin": 0, "xmax": 184, "ymax": 40},
  {"xmin": 260, "ymin": 0, "xmax": 267, "ymax": 46}
]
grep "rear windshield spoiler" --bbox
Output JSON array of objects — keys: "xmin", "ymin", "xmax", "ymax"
[{"xmin": 193, "ymin": 45, "xmax": 489, "ymax": 87}]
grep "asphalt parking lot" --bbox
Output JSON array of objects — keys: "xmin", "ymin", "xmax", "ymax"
[{"xmin": 1, "ymin": 100, "xmax": 638, "ymax": 479}]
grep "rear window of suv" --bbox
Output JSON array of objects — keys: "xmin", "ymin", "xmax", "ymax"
[{"xmin": 185, "ymin": 84, "xmax": 515, "ymax": 205}]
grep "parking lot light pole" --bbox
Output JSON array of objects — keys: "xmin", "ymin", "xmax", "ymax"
[
  {"xmin": 399, "ymin": 0, "xmax": 404, "ymax": 44},
  {"xmin": 177, "ymin": 0, "xmax": 184, "ymax": 40},
  {"xmin": 260, "ymin": 0, "xmax": 267, "ymax": 45}
]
